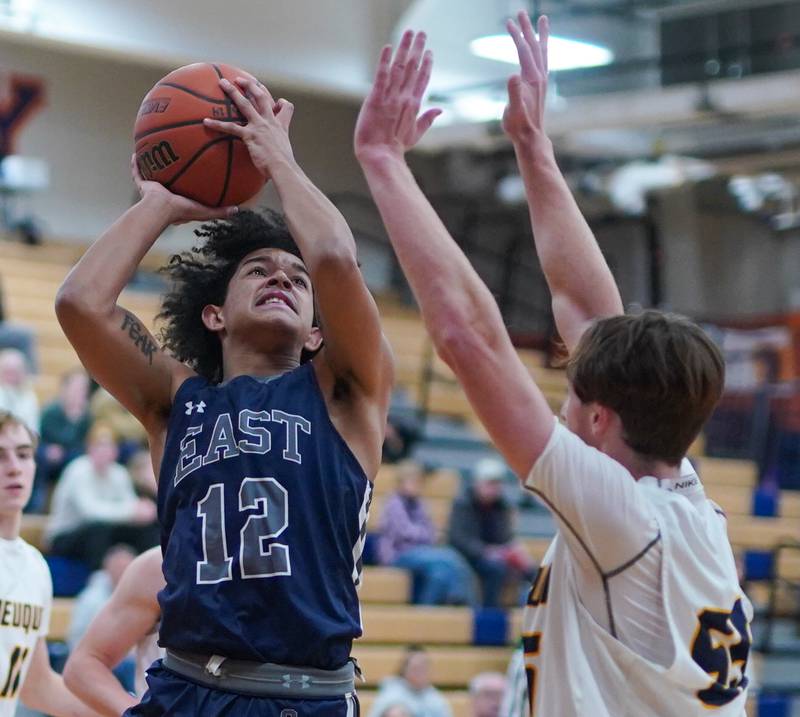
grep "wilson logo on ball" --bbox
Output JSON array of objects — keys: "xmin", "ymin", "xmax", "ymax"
[
  {"xmin": 138, "ymin": 98, "xmax": 171, "ymax": 116},
  {"xmin": 137, "ymin": 141, "xmax": 180, "ymax": 179}
]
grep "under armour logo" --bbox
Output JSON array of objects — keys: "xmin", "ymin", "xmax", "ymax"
[
  {"xmin": 280, "ymin": 711, "xmax": 298, "ymax": 717},
  {"xmin": 282, "ymin": 674, "xmax": 310, "ymax": 690},
  {"xmin": 185, "ymin": 400, "xmax": 206, "ymax": 415}
]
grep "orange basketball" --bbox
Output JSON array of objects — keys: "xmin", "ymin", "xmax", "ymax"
[{"xmin": 133, "ymin": 63, "xmax": 266, "ymax": 207}]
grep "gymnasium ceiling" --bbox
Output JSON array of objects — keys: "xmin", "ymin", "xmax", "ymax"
[{"xmin": 3, "ymin": 0, "xmax": 800, "ymax": 176}]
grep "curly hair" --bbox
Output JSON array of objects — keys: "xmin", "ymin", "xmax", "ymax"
[{"xmin": 157, "ymin": 209, "xmax": 307, "ymax": 383}]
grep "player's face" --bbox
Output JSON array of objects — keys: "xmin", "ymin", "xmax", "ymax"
[
  {"xmin": 0, "ymin": 423, "xmax": 35, "ymax": 515},
  {"xmin": 88, "ymin": 435, "xmax": 119, "ymax": 472},
  {"xmin": 218, "ymin": 248, "xmax": 318, "ymax": 351},
  {"xmin": 403, "ymin": 651, "xmax": 431, "ymax": 690}
]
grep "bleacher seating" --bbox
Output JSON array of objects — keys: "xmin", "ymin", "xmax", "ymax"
[{"xmin": 1, "ymin": 240, "xmax": 795, "ymax": 716}]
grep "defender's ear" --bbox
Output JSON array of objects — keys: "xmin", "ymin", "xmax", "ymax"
[
  {"xmin": 589, "ymin": 402, "xmax": 613, "ymax": 439},
  {"xmin": 304, "ymin": 326, "xmax": 323, "ymax": 354},
  {"xmin": 201, "ymin": 304, "xmax": 225, "ymax": 333}
]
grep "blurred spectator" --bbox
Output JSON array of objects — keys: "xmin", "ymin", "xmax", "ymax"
[
  {"xmin": 30, "ymin": 369, "xmax": 91, "ymax": 511},
  {"xmin": 90, "ymin": 388, "xmax": 148, "ymax": 462},
  {"xmin": 67, "ymin": 544, "xmax": 136, "ymax": 650},
  {"xmin": 448, "ymin": 458, "xmax": 535, "ymax": 607},
  {"xmin": 0, "ymin": 347, "xmax": 39, "ymax": 431},
  {"xmin": 45, "ymin": 423, "xmax": 158, "ymax": 570},
  {"xmin": 469, "ymin": 672, "xmax": 506, "ymax": 717},
  {"xmin": 67, "ymin": 544, "xmax": 138, "ymax": 694},
  {"xmin": 367, "ymin": 646, "xmax": 452, "ymax": 717},
  {"xmin": 383, "ymin": 413, "xmax": 420, "ymax": 464},
  {"xmin": 0, "ymin": 277, "xmax": 37, "ymax": 370},
  {"xmin": 378, "ymin": 461, "xmax": 474, "ymax": 605},
  {"xmin": 127, "ymin": 448, "xmax": 157, "ymax": 501},
  {"xmin": 379, "ymin": 706, "xmax": 413, "ymax": 717}
]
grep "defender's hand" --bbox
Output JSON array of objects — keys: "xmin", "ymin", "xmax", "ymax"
[
  {"xmin": 355, "ymin": 30, "xmax": 441, "ymax": 165},
  {"xmin": 204, "ymin": 76, "xmax": 295, "ymax": 177},
  {"xmin": 131, "ymin": 154, "xmax": 236, "ymax": 225},
  {"xmin": 502, "ymin": 12, "xmax": 550, "ymax": 145}
]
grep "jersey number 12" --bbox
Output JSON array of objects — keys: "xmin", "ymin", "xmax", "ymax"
[{"xmin": 196, "ymin": 478, "xmax": 290, "ymax": 584}]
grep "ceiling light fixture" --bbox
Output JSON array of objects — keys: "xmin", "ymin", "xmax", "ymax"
[{"xmin": 470, "ymin": 33, "xmax": 613, "ymax": 72}]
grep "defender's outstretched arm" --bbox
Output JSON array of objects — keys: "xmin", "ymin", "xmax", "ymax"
[
  {"xmin": 356, "ymin": 33, "xmax": 553, "ymax": 478},
  {"xmin": 505, "ymin": 13, "xmax": 622, "ymax": 353}
]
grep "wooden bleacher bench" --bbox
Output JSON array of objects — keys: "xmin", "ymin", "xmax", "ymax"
[
  {"xmin": 359, "ymin": 689, "xmax": 472, "ymax": 717},
  {"xmin": 728, "ymin": 517, "xmax": 800, "ymax": 550},
  {"xmin": 360, "ymin": 606, "xmax": 477, "ymax": 645},
  {"xmin": 352, "ymin": 645, "xmax": 511, "ymax": 687},
  {"xmin": 49, "ymin": 600, "xmax": 514, "ymax": 647},
  {"xmin": 359, "ymin": 568, "xmax": 411, "ymax": 604},
  {"xmin": 694, "ymin": 456, "xmax": 757, "ymax": 488},
  {"xmin": 372, "ymin": 467, "xmax": 461, "ymax": 500}
]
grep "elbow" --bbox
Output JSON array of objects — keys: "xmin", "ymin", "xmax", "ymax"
[
  {"xmin": 431, "ymin": 321, "xmax": 486, "ymax": 375},
  {"xmin": 55, "ymin": 281, "xmax": 87, "ymax": 322},
  {"xmin": 55, "ymin": 281, "xmax": 107, "ymax": 325},
  {"xmin": 429, "ymin": 307, "xmax": 503, "ymax": 376},
  {"xmin": 315, "ymin": 240, "xmax": 359, "ymax": 274},
  {"xmin": 62, "ymin": 655, "xmax": 79, "ymax": 692}
]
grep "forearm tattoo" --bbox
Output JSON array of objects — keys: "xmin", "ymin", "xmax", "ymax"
[{"xmin": 121, "ymin": 311, "xmax": 158, "ymax": 365}]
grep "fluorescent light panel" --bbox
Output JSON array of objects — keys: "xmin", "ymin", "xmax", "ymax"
[{"xmin": 470, "ymin": 33, "xmax": 613, "ymax": 71}]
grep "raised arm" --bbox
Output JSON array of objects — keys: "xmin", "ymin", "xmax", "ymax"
[
  {"xmin": 504, "ymin": 13, "xmax": 622, "ymax": 353},
  {"xmin": 204, "ymin": 79, "xmax": 394, "ymax": 433},
  {"xmin": 63, "ymin": 548, "xmax": 164, "ymax": 716},
  {"xmin": 355, "ymin": 33, "xmax": 552, "ymax": 478},
  {"xmin": 55, "ymin": 172, "xmax": 231, "ymax": 435}
]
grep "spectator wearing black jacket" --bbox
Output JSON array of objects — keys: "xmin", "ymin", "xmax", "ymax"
[{"xmin": 448, "ymin": 458, "xmax": 536, "ymax": 607}]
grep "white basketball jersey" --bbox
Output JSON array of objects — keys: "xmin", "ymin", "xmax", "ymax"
[
  {"xmin": 522, "ymin": 423, "xmax": 752, "ymax": 717},
  {"xmin": 0, "ymin": 538, "xmax": 51, "ymax": 716}
]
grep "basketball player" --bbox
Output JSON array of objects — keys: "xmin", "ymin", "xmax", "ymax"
[
  {"xmin": 355, "ymin": 16, "xmax": 751, "ymax": 716},
  {"xmin": 64, "ymin": 547, "xmax": 163, "ymax": 716},
  {"xmin": 56, "ymin": 76, "xmax": 393, "ymax": 715},
  {"xmin": 0, "ymin": 410, "xmax": 102, "ymax": 716}
]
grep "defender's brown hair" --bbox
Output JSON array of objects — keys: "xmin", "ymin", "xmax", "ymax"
[
  {"xmin": 566, "ymin": 310, "xmax": 724, "ymax": 465},
  {"xmin": 0, "ymin": 410, "xmax": 38, "ymax": 448}
]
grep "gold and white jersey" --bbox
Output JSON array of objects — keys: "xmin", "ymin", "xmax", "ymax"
[
  {"xmin": 522, "ymin": 423, "xmax": 751, "ymax": 717},
  {"xmin": 0, "ymin": 537, "xmax": 51, "ymax": 716}
]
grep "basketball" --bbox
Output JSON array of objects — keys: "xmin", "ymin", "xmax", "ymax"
[{"xmin": 133, "ymin": 63, "xmax": 266, "ymax": 207}]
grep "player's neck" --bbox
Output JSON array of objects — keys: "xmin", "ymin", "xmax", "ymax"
[
  {"xmin": 602, "ymin": 433, "xmax": 681, "ymax": 482},
  {"xmin": 0, "ymin": 511, "xmax": 21, "ymax": 541},
  {"xmin": 221, "ymin": 346, "xmax": 301, "ymax": 382},
  {"xmin": 621, "ymin": 452, "xmax": 680, "ymax": 482}
]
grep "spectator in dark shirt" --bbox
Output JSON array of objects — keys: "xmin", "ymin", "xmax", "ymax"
[
  {"xmin": 378, "ymin": 460, "xmax": 474, "ymax": 605},
  {"xmin": 448, "ymin": 458, "xmax": 536, "ymax": 607},
  {"xmin": 31, "ymin": 369, "xmax": 91, "ymax": 511}
]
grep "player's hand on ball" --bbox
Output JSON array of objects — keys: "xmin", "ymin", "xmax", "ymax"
[
  {"xmin": 204, "ymin": 77, "xmax": 294, "ymax": 177},
  {"xmin": 131, "ymin": 154, "xmax": 237, "ymax": 224},
  {"xmin": 354, "ymin": 30, "xmax": 441, "ymax": 164},
  {"xmin": 502, "ymin": 12, "xmax": 549, "ymax": 145}
]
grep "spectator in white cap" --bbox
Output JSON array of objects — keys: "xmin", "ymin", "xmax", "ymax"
[{"xmin": 448, "ymin": 457, "xmax": 536, "ymax": 607}]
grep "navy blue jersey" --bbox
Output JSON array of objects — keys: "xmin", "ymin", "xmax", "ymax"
[{"xmin": 157, "ymin": 362, "xmax": 372, "ymax": 669}]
